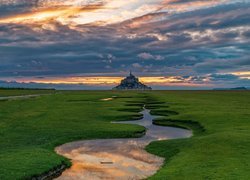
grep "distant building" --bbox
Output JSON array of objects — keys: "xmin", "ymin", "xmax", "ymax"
[{"xmin": 113, "ymin": 71, "xmax": 152, "ymax": 90}]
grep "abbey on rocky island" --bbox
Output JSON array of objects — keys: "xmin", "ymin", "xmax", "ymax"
[{"xmin": 113, "ymin": 71, "xmax": 152, "ymax": 90}]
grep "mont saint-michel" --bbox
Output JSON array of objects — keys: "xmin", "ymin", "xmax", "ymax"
[
  {"xmin": 113, "ymin": 72, "xmax": 152, "ymax": 90},
  {"xmin": 0, "ymin": 0, "xmax": 249, "ymax": 180}
]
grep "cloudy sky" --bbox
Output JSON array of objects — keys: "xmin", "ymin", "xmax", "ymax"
[{"xmin": 0, "ymin": 0, "xmax": 249, "ymax": 89}]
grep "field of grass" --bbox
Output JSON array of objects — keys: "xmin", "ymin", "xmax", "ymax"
[
  {"xmin": 0, "ymin": 90, "xmax": 250, "ymax": 179},
  {"xmin": 0, "ymin": 91, "xmax": 145, "ymax": 179},
  {"xmin": 146, "ymin": 91, "xmax": 250, "ymax": 179},
  {"xmin": 0, "ymin": 88, "xmax": 55, "ymax": 97}
]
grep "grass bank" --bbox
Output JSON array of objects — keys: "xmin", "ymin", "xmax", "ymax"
[
  {"xmin": 0, "ymin": 90, "xmax": 250, "ymax": 179},
  {"xmin": 0, "ymin": 89, "xmax": 55, "ymax": 97},
  {"xmin": 0, "ymin": 90, "xmax": 145, "ymax": 179},
  {"xmin": 145, "ymin": 91, "xmax": 250, "ymax": 179}
]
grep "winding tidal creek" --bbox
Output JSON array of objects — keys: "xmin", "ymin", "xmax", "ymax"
[{"xmin": 55, "ymin": 107, "xmax": 192, "ymax": 180}]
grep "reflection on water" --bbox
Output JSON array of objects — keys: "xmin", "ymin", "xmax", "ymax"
[
  {"xmin": 100, "ymin": 98, "xmax": 113, "ymax": 101},
  {"xmin": 56, "ymin": 108, "xmax": 192, "ymax": 180}
]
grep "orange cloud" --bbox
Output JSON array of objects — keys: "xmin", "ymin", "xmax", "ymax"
[
  {"xmin": 162, "ymin": 0, "xmax": 226, "ymax": 10},
  {"xmin": 0, "ymin": 4, "xmax": 105, "ymax": 25},
  {"xmin": 0, "ymin": 0, "xmax": 226, "ymax": 26},
  {"xmin": 231, "ymin": 71, "xmax": 250, "ymax": 79},
  {"xmin": 2, "ymin": 76, "xmax": 211, "ymax": 87}
]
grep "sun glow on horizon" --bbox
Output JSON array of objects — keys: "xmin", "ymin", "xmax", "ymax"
[
  {"xmin": 231, "ymin": 71, "xmax": 250, "ymax": 79},
  {"xmin": 1, "ymin": 76, "xmax": 213, "ymax": 87},
  {"xmin": 0, "ymin": 0, "xmax": 248, "ymax": 89}
]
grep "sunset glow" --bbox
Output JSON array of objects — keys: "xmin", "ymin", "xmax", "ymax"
[
  {"xmin": 0, "ymin": 0, "xmax": 249, "ymax": 89},
  {"xmin": 0, "ymin": 0, "xmax": 226, "ymax": 26},
  {"xmin": 1, "ymin": 75, "xmax": 213, "ymax": 87},
  {"xmin": 231, "ymin": 72, "xmax": 250, "ymax": 79}
]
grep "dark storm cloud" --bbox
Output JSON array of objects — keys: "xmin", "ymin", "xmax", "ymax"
[
  {"xmin": 131, "ymin": 2, "xmax": 249, "ymax": 34},
  {"xmin": 207, "ymin": 73, "xmax": 250, "ymax": 89},
  {"xmin": 209, "ymin": 74, "xmax": 238, "ymax": 81},
  {"xmin": 194, "ymin": 54, "xmax": 250, "ymax": 73},
  {"xmin": 0, "ymin": 0, "xmax": 38, "ymax": 17}
]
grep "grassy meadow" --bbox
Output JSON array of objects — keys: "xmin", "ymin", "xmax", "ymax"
[
  {"xmin": 0, "ymin": 88, "xmax": 55, "ymax": 97},
  {"xmin": 146, "ymin": 91, "xmax": 250, "ymax": 179},
  {"xmin": 0, "ymin": 90, "xmax": 249, "ymax": 179}
]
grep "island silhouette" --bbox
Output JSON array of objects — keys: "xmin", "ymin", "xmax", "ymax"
[{"xmin": 113, "ymin": 71, "xmax": 152, "ymax": 90}]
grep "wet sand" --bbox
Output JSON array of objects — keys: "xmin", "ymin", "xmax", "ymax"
[{"xmin": 55, "ymin": 108, "xmax": 192, "ymax": 180}]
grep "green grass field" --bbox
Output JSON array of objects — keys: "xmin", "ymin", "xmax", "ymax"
[
  {"xmin": 0, "ymin": 90, "xmax": 250, "ymax": 179},
  {"xmin": 0, "ymin": 88, "xmax": 55, "ymax": 97},
  {"xmin": 146, "ymin": 91, "xmax": 250, "ymax": 180}
]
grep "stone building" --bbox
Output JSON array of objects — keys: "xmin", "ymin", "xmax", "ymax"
[{"xmin": 113, "ymin": 71, "xmax": 152, "ymax": 90}]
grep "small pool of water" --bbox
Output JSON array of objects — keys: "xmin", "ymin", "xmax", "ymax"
[
  {"xmin": 100, "ymin": 98, "xmax": 113, "ymax": 101},
  {"xmin": 55, "ymin": 107, "xmax": 192, "ymax": 180}
]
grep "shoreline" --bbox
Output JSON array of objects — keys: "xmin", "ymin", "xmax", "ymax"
[{"xmin": 28, "ymin": 163, "xmax": 68, "ymax": 180}]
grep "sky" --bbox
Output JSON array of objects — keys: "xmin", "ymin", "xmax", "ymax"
[{"xmin": 0, "ymin": 0, "xmax": 249, "ymax": 89}]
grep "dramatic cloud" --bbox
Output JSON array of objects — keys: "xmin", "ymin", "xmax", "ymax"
[
  {"xmin": 0, "ymin": 0, "xmax": 249, "ymax": 89},
  {"xmin": 138, "ymin": 52, "xmax": 164, "ymax": 61}
]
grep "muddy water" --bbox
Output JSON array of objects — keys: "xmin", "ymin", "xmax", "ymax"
[{"xmin": 55, "ymin": 108, "xmax": 192, "ymax": 180}]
